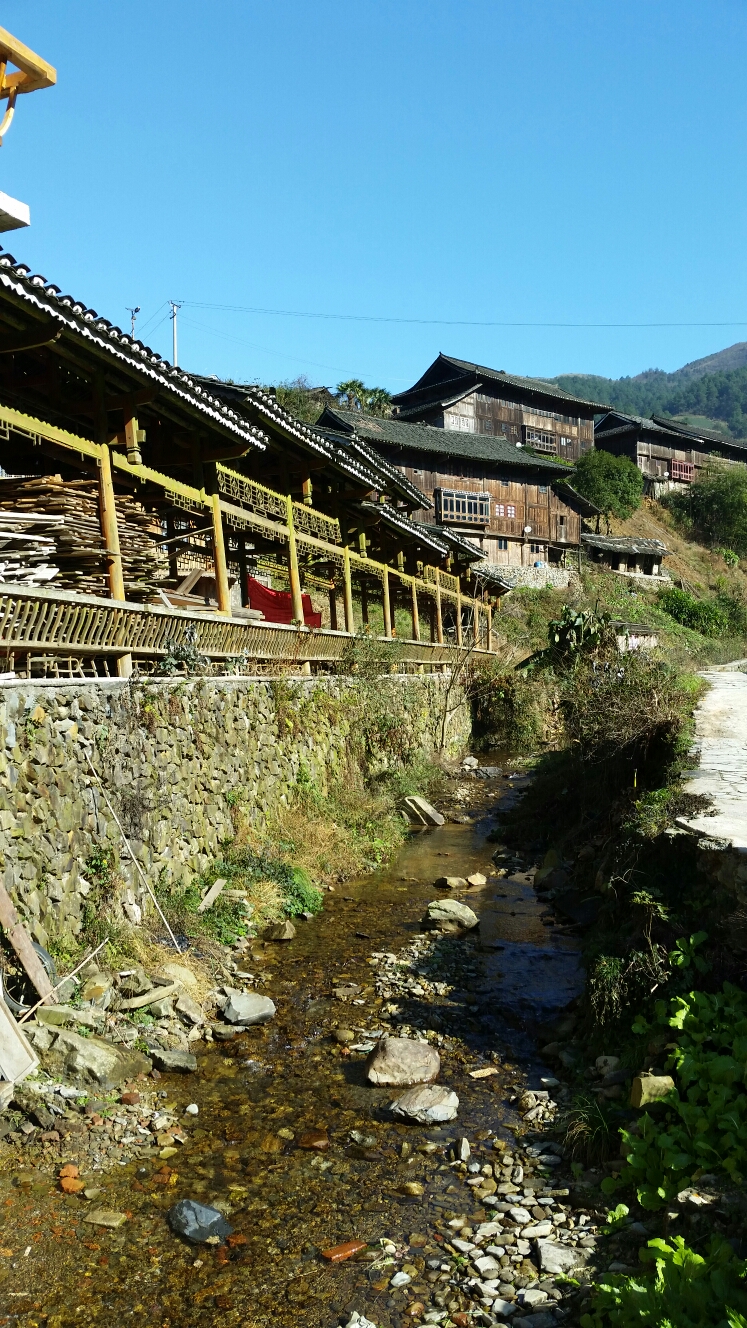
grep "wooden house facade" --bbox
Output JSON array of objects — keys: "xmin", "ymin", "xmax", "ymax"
[
  {"xmin": 316, "ymin": 406, "xmax": 594, "ymax": 567},
  {"xmin": 389, "ymin": 353, "xmax": 607, "ymax": 463},
  {"xmin": 594, "ymin": 411, "xmax": 747, "ymax": 494}
]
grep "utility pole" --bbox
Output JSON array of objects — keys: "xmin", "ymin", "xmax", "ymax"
[
  {"xmin": 169, "ymin": 301, "xmax": 182, "ymax": 367},
  {"xmin": 126, "ymin": 305, "xmax": 140, "ymax": 337}
]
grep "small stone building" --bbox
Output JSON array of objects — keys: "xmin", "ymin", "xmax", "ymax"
[{"xmin": 582, "ymin": 533, "xmax": 669, "ymax": 579}]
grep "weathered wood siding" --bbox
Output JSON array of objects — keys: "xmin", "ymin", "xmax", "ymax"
[{"xmin": 416, "ymin": 387, "xmax": 595, "ymax": 462}]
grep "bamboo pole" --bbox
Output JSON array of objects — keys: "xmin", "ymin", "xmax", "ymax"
[
  {"xmin": 382, "ymin": 567, "xmax": 392, "ymax": 638},
  {"xmin": 435, "ymin": 570, "xmax": 444, "ymax": 645},
  {"xmin": 211, "ymin": 492, "xmax": 232, "ymax": 615},
  {"xmin": 98, "ymin": 443, "xmax": 132, "ymax": 678},
  {"xmin": 285, "ymin": 495, "xmax": 305, "ymax": 624},
  {"xmin": 343, "ymin": 545, "xmax": 354, "ymax": 633},
  {"xmin": 411, "ymin": 580, "xmax": 420, "ymax": 641}
]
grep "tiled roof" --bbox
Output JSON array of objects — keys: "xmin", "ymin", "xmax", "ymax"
[
  {"xmin": 314, "ymin": 425, "xmax": 430, "ymax": 507},
  {"xmin": 583, "ymin": 534, "xmax": 669, "ymax": 555},
  {"xmin": 319, "ymin": 407, "xmax": 571, "ymax": 472},
  {"xmin": 0, "ymin": 249, "xmax": 268, "ymax": 451},
  {"xmin": 391, "ymin": 353, "xmax": 610, "ymax": 413},
  {"xmin": 357, "ymin": 501, "xmax": 449, "ymax": 555},
  {"xmin": 420, "ymin": 524, "xmax": 486, "ymax": 561},
  {"xmin": 552, "ymin": 479, "xmax": 603, "ymax": 518},
  {"xmin": 597, "ymin": 410, "xmax": 747, "ymax": 454}
]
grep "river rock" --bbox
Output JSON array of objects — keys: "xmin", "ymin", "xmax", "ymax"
[
  {"xmin": 630, "ymin": 1072, "xmax": 675, "ymax": 1108},
  {"xmin": 37, "ymin": 1005, "xmax": 102, "ymax": 1030},
  {"xmin": 345, "ymin": 1314, "xmax": 378, "ymax": 1328},
  {"xmin": 158, "ymin": 962, "xmax": 200, "ymax": 992},
  {"xmin": 462, "ymin": 756, "xmax": 479, "ymax": 769},
  {"xmin": 223, "ymin": 990, "xmax": 276, "ymax": 1025},
  {"xmin": 423, "ymin": 898, "xmax": 478, "ymax": 933},
  {"xmin": 434, "ymin": 876, "xmax": 468, "ymax": 889},
  {"xmin": 264, "ymin": 919, "xmax": 296, "ymax": 941},
  {"xmin": 401, "ymin": 796, "xmax": 445, "ymax": 827},
  {"xmin": 175, "ymin": 991, "xmax": 204, "ymax": 1026},
  {"xmin": 168, "ymin": 1198, "xmax": 233, "ymax": 1244},
  {"xmin": 365, "ymin": 1037, "xmax": 440, "ymax": 1086},
  {"xmin": 84, "ymin": 1209, "xmax": 128, "ymax": 1229},
  {"xmin": 467, "ymin": 872, "xmax": 487, "ymax": 886},
  {"xmin": 390, "ymin": 1084, "xmax": 459, "ymax": 1123},
  {"xmin": 536, "ymin": 1239, "xmax": 588, "ymax": 1274},
  {"xmin": 150, "ymin": 1048, "xmax": 197, "ymax": 1073},
  {"xmin": 47, "ymin": 1030, "xmax": 152, "ymax": 1089}
]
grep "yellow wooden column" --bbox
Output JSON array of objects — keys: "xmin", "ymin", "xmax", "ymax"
[
  {"xmin": 435, "ymin": 571, "xmax": 444, "ymax": 645},
  {"xmin": 473, "ymin": 598, "xmax": 480, "ymax": 648},
  {"xmin": 211, "ymin": 494, "xmax": 232, "ymax": 615},
  {"xmin": 342, "ymin": 546, "xmax": 354, "ymax": 633},
  {"xmin": 285, "ymin": 496, "xmax": 305, "ymax": 624},
  {"xmin": 382, "ymin": 567, "xmax": 392, "ymax": 638},
  {"xmin": 98, "ymin": 443, "xmax": 132, "ymax": 678},
  {"xmin": 487, "ymin": 603, "xmax": 493, "ymax": 652},
  {"xmin": 410, "ymin": 580, "xmax": 420, "ymax": 641},
  {"xmin": 123, "ymin": 402, "xmax": 143, "ymax": 466},
  {"xmin": 456, "ymin": 588, "xmax": 463, "ymax": 646}
]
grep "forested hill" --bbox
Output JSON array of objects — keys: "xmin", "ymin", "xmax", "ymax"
[{"xmin": 541, "ymin": 341, "xmax": 747, "ymax": 437}]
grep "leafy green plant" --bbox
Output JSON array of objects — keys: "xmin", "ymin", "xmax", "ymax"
[
  {"xmin": 606, "ymin": 983, "xmax": 747, "ymax": 1209},
  {"xmin": 572, "ymin": 448, "xmax": 644, "ymax": 520},
  {"xmin": 581, "ymin": 1235, "xmax": 747, "ymax": 1327},
  {"xmin": 669, "ymin": 931, "xmax": 710, "ymax": 973},
  {"xmin": 601, "ymin": 1204, "xmax": 630, "ymax": 1235},
  {"xmin": 658, "ymin": 586, "xmax": 728, "ymax": 637},
  {"xmin": 663, "ymin": 462, "xmax": 747, "ymax": 555}
]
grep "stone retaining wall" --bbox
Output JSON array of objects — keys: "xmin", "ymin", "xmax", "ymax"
[{"xmin": 0, "ymin": 672, "xmax": 470, "ymax": 950}]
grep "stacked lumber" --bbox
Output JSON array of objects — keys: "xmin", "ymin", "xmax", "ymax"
[
  {"xmin": 0, "ymin": 512, "xmax": 62, "ymax": 585},
  {"xmin": 0, "ymin": 477, "xmax": 169, "ymax": 598}
]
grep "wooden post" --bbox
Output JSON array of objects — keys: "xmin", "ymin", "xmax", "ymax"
[
  {"xmin": 285, "ymin": 495, "xmax": 305, "ymax": 625},
  {"xmin": 473, "ymin": 598, "xmax": 480, "ymax": 648},
  {"xmin": 0, "ymin": 880, "xmax": 57, "ymax": 1005},
  {"xmin": 487, "ymin": 602, "xmax": 493, "ymax": 652},
  {"xmin": 456, "ymin": 588, "xmax": 463, "ymax": 646},
  {"xmin": 302, "ymin": 477, "xmax": 313, "ymax": 506},
  {"xmin": 238, "ymin": 535, "xmax": 249, "ymax": 606},
  {"xmin": 382, "ymin": 567, "xmax": 392, "ymax": 638},
  {"xmin": 411, "ymin": 580, "xmax": 420, "ymax": 641},
  {"xmin": 343, "ymin": 546, "xmax": 354, "ymax": 633},
  {"xmin": 98, "ymin": 444, "xmax": 132, "ymax": 678},
  {"xmin": 123, "ymin": 402, "xmax": 143, "ymax": 466},
  {"xmin": 435, "ymin": 571, "xmax": 444, "ymax": 645},
  {"xmin": 211, "ymin": 494, "xmax": 232, "ymax": 615},
  {"xmin": 361, "ymin": 579, "xmax": 369, "ymax": 628},
  {"xmin": 328, "ymin": 587, "xmax": 338, "ymax": 630}
]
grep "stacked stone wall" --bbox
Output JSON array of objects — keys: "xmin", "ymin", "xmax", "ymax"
[{"xmin": 0, "ymin": 672, "xmax": 470, "ymax": 949}]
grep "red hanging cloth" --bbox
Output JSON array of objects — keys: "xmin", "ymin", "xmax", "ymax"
[{"xmin": 245, "ymin": 575, "xmax": 322, "ymax": 628}]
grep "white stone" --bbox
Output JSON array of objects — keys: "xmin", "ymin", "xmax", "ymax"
[
  {"xmin": 509, "ymin": 1206, "xmax": 532, "ymax": 1224},
  {"xmin": 473, "ymin": 1254, "xmax": 502, "ymax": 1276},
  {"xmin": 537, "ymin": 1238, "xmax": 588, "ymax": 1274},
  {"xmin": 222, "ymin": 991, "xmax": 276, "ymax": 1025},
  {"xmin": 390, "ymin": 1084, "xmax": 459, "ymax": 1124},
  {"xmin": 365, "ymin": 1036, "xmax": 440, "ymax": 1086},
  {"xmin": 522, "ymin": 1221, "xmax": 553, "ymax": 1238},
  {"xmin": 423, "ymin": 898, "xmax": 478, "ymax": 932},
  {"xmin": 390, "ymin": 1271, "xmax": 411, "ymax": 1288}
]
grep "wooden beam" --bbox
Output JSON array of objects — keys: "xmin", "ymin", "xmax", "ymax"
[
  {"xmin": 0, "ymin": 327, "xmax": 61, "ymax": 355},
  {"xmin": 382, "ymin": 567, "xmax": 392, "ymax": 639},
  {"xmin": 286, "ymin": 495, "xmax": 305, "ymax": 624},
  {"xmin": 343, "ymin": 545, "xmax": 354, "ymax": 633},
  {"xmin": 0, "ymin": 880, "xmax": 57, "ymax": 1005},
  {"xmin": 0, "ymin": 26, "xmax": 56, "ymax": 95},
  {"xmin": 411, "ymin": 580, "xmax": 420, "ymax": 642},
  {"xmin": 211, "ymin": 492, "xmax": 232, "ymax": 615},
  {"xmin": 106, "ymin": 388, "xmax": 157, "ymax": 411}
]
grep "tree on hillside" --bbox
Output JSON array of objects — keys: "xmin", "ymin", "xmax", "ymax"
[
  {"xmin": 572, "ymin": 449, "xmax": 644, "ymax": 520},
  {"xmin": 336, "ymin": 380, "xmax": 392, "ymax": 416},
  {"xmin": 663, "ymin": 462, "xmax": 747, "ymax": 554}
]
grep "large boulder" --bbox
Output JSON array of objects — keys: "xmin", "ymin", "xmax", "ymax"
[
  {"xmin": 390, "ymin": 1084, "xmax": 459, "ymax": 1124},
  {"xmin": 423, "ymin": 898, "xmax": 478, "ymax": 933},
  {"xmin": 365, "ymin": 1037, "xmax": 440, "ymax": 1086},
  {"xmin": 223, "ymin": 990, "xmax": 276, "ymax": 1025},
  {"xmin": 47, "ymin": 1030, "xmax": 151, "ymax": 1089},
  {"xmin": 150, "ymin": 1048, "xmax": 197, "ymax": 1073}
]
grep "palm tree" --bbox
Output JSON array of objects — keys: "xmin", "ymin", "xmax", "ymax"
[
  {"xmin": 366, "ymin": 387, "xmax": 392, "ymax": 417},
  {"xmin": 336, "ymin": 379, "xmax": 368, "ymax": 411}
]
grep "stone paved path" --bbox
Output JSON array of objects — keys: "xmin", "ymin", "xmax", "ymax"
[{"xmin": 680, "ymin": 663, "xmax": 747, "ymax": 848}]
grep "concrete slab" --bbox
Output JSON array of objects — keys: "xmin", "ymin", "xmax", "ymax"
[{"xmin": 679, "ymin": 668, "xmax": 747, "ymax": 848}]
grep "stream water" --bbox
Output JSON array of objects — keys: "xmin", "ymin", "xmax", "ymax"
[{"xmin": 0, "ymin": 768, "xmax": 584, "ymax": 1328}]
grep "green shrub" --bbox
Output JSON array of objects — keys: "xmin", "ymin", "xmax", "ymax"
[
  {"xmin": 658, "ymin": 586, "xmax": 728, "ymax": 636},
  {"xmin": 582, "ymin": 1235, "xmax": 747, "ymax": 1327},
  {"xmin": 663, "ymin": 462, "xmax": 747, "ymax": 555},
  {"xmin": 605, "ymin": 983, "xmax": 747, "ymax": 1209},
  {"xmin": 573, "ymin": 449, "xmax": 644, "ymax": 519}
]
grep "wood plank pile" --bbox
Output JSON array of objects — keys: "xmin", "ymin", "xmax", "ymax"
[
  {"xmin": 0, "ymin": 477, "xmax": 169, "ymax": 598},
  {"xmin": 0, "ymin": 511, "xmax": 62, "ymax": 585}
]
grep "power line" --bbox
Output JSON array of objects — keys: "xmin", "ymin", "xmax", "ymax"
[{"xmin": 178, "ymin": 300, "xmax": 747, "ymax": 331}]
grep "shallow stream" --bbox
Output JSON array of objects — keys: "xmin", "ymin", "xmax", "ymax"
[{"xmin": 0, "ymin": 769, "xmax": 583, "ymax": 1328}]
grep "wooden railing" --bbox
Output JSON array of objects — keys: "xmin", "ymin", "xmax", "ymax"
[{"xmin": 0, "ymin": 402, "xmax": 496, "ymax": 672}]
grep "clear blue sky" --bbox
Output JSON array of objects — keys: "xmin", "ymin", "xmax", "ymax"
[{"xmin": 3, "ymin": 0, "xmax": 747, "ymax": 391}]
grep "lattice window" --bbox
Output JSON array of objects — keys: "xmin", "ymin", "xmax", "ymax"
[
  {"xmin": 670, "ymin": 460, "xmax": 694, "ymax": 482},
  {"xmin": 435, "ymin": 489, "xmax": 490, "ymax": 524}
]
